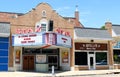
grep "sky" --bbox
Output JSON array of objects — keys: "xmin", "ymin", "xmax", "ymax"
[{"xmin": 0, "ymin": 0, "xmax": 120, "ymax": 28}]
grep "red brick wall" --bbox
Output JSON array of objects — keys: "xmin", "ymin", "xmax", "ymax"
[{"xmin": 0, "ymin": 12, "xmax": 17, "ymax": 22}]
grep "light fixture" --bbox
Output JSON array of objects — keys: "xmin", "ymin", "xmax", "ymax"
[{"xmin": 91, "ymin": 39, "xmax": 94, "ymax": 42}]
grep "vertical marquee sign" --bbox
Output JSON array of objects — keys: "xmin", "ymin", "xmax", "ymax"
[{"xmin": 43, "ymin": 33, "xmax": 56, "ymax": 45}]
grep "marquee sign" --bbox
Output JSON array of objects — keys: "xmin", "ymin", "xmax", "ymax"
[
  {"xmin": 56, "ymin": 34, "xmax": 72, "ymax": 48},
  {"xmin": 12, "ymin": 33, "xmax": 43, "ymax": 46},
  {"xmin": 12, "ymin": 32, "xmax": 72, "ymax": 48}
]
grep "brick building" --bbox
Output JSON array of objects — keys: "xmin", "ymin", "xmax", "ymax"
[
  {"xmin": 0, "ymin": 2, "xmax": 113, "ymax": 71},
  {"xmin": 0, "ymin": 2, "xmax": 81, "ymax": 71}
]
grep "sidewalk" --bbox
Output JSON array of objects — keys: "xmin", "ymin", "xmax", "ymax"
[{"xmin": 0, "ymin": 69, "xmax": 120, "ymax": 77}]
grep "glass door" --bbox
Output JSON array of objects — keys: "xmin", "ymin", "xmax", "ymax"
[
  {"xmin": 48, "ymin": 55, "xmax": 58, "ymax": 70},
  {"xmin": 88, "ymin": 53, "xmax": 95, "ymax": 70}
]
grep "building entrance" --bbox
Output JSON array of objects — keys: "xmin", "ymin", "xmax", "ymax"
[
  {"xmin": 88, "ymin": 52, "xmax": 95, "ymax": 70},
  {"xmin": 22, "ymin": 48, "xmax": 60, "ymax": 71},
  {"xmin": 48, "ymin": 55, "xmax": 58, "ymax": 70},
  {"xmin": 23, "ymin": 55, "xmax": 35, "ymax": 71}
]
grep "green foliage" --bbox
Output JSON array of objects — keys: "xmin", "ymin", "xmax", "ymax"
[
  {"xmin": 101, "ymin": 25, "xmax": 105, "ymax": 29},
  {"xmin": 114, "ymin": 54, "xmax": 120, "ymax": 64}
]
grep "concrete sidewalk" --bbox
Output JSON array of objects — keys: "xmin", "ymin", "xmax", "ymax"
[{"xmin": 0, "ymin": 69, "xmax": 120, "ymax": 77}]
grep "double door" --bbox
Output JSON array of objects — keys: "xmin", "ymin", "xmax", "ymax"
[{"xmin": 23, "ymin": 55, "xmax": 35, "ymax": 71}]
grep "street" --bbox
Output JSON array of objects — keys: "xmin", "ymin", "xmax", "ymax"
[
  {"xmin": 0, "ymin": 72, "xmax": 120, "ymax": 77},
  {"xmin": 71, "ymin": 74, "xmax": 120, "ymax": 77},
  {"xmin": 53, "ymin": 74, "xmax": 120, "ymax": 77}
]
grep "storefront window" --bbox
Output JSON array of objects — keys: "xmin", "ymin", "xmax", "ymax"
[
  {"xmin": 75, "ymin": 52, "xmax": 87, "ymax": 65},
  {"xmin": 113, "ymin": 50, "xmax": 120, "ymax": 64},
  {"xmin": 96, "ymin": 52, "xmax": 107, "ymax": 65}
]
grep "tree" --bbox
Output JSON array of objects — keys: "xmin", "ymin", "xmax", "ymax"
[{"xmin": 101, "ymin": 25, "xmax": 105, "ymax": 29}]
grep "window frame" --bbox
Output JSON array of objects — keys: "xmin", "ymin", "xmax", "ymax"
[{"xmin": 42, "ymin": 10, "xmax": 46, "ymax": 17}]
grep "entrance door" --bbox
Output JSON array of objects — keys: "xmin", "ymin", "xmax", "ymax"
[
  {"xmin": 88, "ymin": 53, "xmax": 95, "ymax": 70},
  {"xmin": 23, "ymin": 55, "xmax": 35, "ymax": 71},
  {"xmin": 48, "ymin": 55, "xmax": 58, "ymax": 70}
]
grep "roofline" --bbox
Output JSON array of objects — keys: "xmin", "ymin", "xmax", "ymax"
[
  {"xmin": 74, "ymin": 27, "xmax": 107, "ymax": 30},
  {"xmin": 36, "ymin": 2, "xmax": 53, "ymax": 9},
  {"xmin": 0, "ymin": 11, "xmax": 24, "ymax": 16},
  {"xmin": 63, "ymin": 17, "xmax": 75, "ymax": 19},
  {"xmin": 74, "ymin": 37, "xmax": 112, "ymax": 41},
  {"xmin": 0, "ymin": 22, "xmax": 10, "ymax": 24},
  {"xmin": 79, "ymin": 22, "xmax": 84, "ymax": 27},
  {"xmin": 0, "ymin": 33, "xmax": 10, "ymax": 37},
  {"xmin": 112, "ymin": 24, "xmax": 120, "ymax": 26}
]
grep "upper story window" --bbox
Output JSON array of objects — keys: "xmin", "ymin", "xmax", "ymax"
[
  {"xmin": 41, "ymin": 23, "xmax": 47, "ymax": 32},
  {"xmin": 42, "ymin": 10, "xmax": 46, "ymax": 17},
  {"xmin": 35, "ymin": 19, "xmax": 48, "ymax": 32}
]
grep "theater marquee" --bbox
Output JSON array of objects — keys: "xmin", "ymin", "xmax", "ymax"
[{"xmin": 12, "ymin": 32, "xmax": 72, "ymax": 48}]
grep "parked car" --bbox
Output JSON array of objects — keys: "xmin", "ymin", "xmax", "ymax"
[{"xmin": 96, "ymin": 60, "xmax": 107, "ymax": 65}]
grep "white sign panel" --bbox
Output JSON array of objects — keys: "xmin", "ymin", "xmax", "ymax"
[
  {"xmin": 56, "ymin": 34, "xmax": 71, "ymax": 48},
  {"xmin": 12, "ymin": 33, "xmax": 43, "ymax": 46},
  {"xmin": 36, "ymin": 55, "xmax": 46, "ymax": 63}
]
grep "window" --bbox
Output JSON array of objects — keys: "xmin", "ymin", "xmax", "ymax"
[
  {"xmin": 35, "ymin": 19, "xmax": 48, "ymax": 32},
  {"xmin": 48, "ymin": 20, "xmax": 53, "ymax": 31},
  {"xmin": 75, "ymin": 52, "xmax": 87, "ymax": 65},
  {"xmin": 41, "ymin": 23, "xmax": 46, "ymax": 32},
  {"xmin": 96, "ymin": 52, "xmax": 107, "ymax": 65},
  {"xmin": 113, "ymin": 50, "xmax": 120, "ymax": 64},
  {"xmin": 42, "ymin": 10, "xmax": 46, "ymax": 17}
]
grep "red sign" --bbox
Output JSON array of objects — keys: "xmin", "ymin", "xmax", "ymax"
[
  {"xmin": 16, "ymin": 28, "xmax": 33, "ymax": 34},
  {"xmin": 56, "ymin": 28, "xmax": 70, "ymax": 36},
  {"xmin": 35, "ymin": 24, "xmax": 42, "ymax": 32}
]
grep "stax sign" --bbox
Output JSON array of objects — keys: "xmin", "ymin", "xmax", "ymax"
[
  {"xmin": 56, "ymin": 28, "xmax": 70, "ymax": 36},
  {"xmin": 16, "ymin": 28, "xmax": 33, "ymax": 34},
  {"xmin": 16, "ymin": 25, "xmax": 41, "ymax": 34},
  {"xmin": 16, "ymin": 27, "xmax": 71, "ymax": 37},
  {"xmin": 16, "ymin": 23, "xmax": 44, "ymax": 34},
  {"xmin": 16, "ymin": 27, "xmax": 41, "ymax": 34}
]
